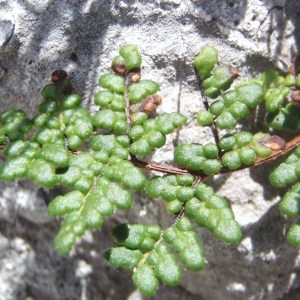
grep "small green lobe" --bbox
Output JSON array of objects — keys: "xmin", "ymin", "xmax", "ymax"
[
  {"xmin": 41, "ymin": 143, "xmax": 70, "ymax": 167},
  {"xmin": 99, "ymin": 73, "xmax": 125, "ymax": 94},
  {"xmin": 54, "ymin": 231, "xmax": 76, "ymax": 255},
  {"xmin": 194, "ymin": 46, "xmax": 218, "ymax": 79},
  {"xmin": 41, "ymin": 83, "xmax": 59, "ymax": 101},
  {"xmin": 128, "ymin": 80, "xmax": 159, "ymax": 103},
  {"xmin": 287, "ymin": 223, "xmax": 300, "ymax": 246},
  {"xmin": 197, "ymin": 110, "xmax": 214, "ymax": 126},
  {"xmin": 27, "ymin": 159, "xmax": 57, "ymax": 188},
  {"xmin": 105, "ymin": 247, "xmax": 142, "ymax": 269},
  {"xmin": 48, "ymin": 190, "xmax": 84, "ymax": 217},
  {"xmin": 119, "ymin": 44, "xmax": 142, "ymax": 70},
  {"xmin": 133, "ymin": 264, "xmax": 158, "ymax": 297}
]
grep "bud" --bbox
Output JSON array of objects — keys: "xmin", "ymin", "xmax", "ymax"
[
  {"xmin": 112, "ymin": 63, "xmax": 127, "ymax": 76},
  {"xmin": 127, "ymin": 70, "xmax": 141, "ymax": 83},
  {"xmin": 51, "ymin": 69, "xmax": 68, "ymax": 83}
]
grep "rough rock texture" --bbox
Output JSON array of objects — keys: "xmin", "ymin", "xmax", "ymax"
[{"xmin": 0, "ymin": 0, "xmax": 300, "ymax": 299}]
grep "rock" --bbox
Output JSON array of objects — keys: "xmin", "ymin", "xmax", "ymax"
[
  {"xmin": 0, "ymin": 64, "xmax": 6, "ymax": 79},
  {"xmin": 0, "ymin": 20, "xmax": 14, "ymax": 51},
  {"xmin": 0, "ymin": 0, "xmax": 299, "ymax": 299}
]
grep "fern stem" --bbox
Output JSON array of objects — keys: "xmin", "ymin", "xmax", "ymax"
[
  {"xmin": 125, "ymin": 75, "xmax": 132, "ymax": 135},
  {"xmin": 131, "ymin": 134, "xmax": 300, "ymax": 176},
  {"xmin": 194, "ymin": 66, "xmax": 220, "ymax": 146}
]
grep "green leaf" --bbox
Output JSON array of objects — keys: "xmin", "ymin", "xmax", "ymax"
[
  {"xmin": 146, "ymin": 175, "xmax": 195, "ymax": 203},
  {"xmin": 54, "ymin": 230, "xmax": 77, "ymax": 255},
  {"xmin": 166, "ymin": 200, "xmax": 183, "ymax": 213},
  {"xmin": 128, "ymin": 80, "xmax": 159, "ymax": 103},
  {"xmin": 238, "ymin": 148, "xmax": 257, "ymax": 165},
  {"xmin": 186, "ymin": 184, "xmax": 241, "ymax": 244},
  {"xmin": 112, "ymin": 224, "xmax": 145, "ymax": 248},
  {"xmin": 174, "ymin": 144, "xmax": 205, "ymax": 171},
  {"xmin": 236, "ymin": 82, "xmax": 264, "ymax": 108},
  {"xmin": 164, "ymin": 217, "xmax": 205, "ymax": 271},
  {"xmin": 27, "ymin": 158, "xmax": 57, "ymax": 188},
  {"xmin": 214, "ymin": 217, "xmax": 242, "ymax": 244},
  {"xmin": 221, "ymin": 150, "xmax": 241, "ymax": 170},
  {"xmin": 99, "ymin": 73, "xmax": 125, "ymax": 94},
  {"xmin": 92, "ymin": 109, "xmax": 117, "ymax": 130},
  {"xmin": 119, "ymin": 44, "xmax": 142, "ymax": 70},
  {"xmin": 209, "ymin": 100, "xmax": 224, "ymax": 116},
  {"xmin": 203, "ymin": 143, "xmax": 219, "ymax": 159},
  {"xmin": 61, "ymin": 93, "xmax": 82, "ymax": 109},
  {"xmin": 269, "ymin": 163, "xmax": 297, "ymax": 188},
  {"xmin": 0, "ymin": 156, "xmax": 32, "ymax": 181},
  {"xmin": 179, "ymin": 241, "xmax": 205, "ymax": 271},
  {"xmin": 107, "ymin": 182, "xmax": 133, "ymax": 209},
  {"xmin": 201, "ymin": 159, "xmax": 221, "ymax": 175},
  {"xmin": 94, "ymin": 90, "xmax": 114, "ymax": 107},
  {"xmin": 279, "ymin": 183, "xmax": 300, "ymax": 216},
  {"xmin": 40, "ymin": 143, "xmax": 70, "ymax": 167},
  {"xmin": 146, "ymin": 131, "xmax": 166, "ymax": 148},
  {"xmin": 104, "ymin": 247, "xmax": 143, "ymax": 269},
  {"xmin": 111, "ymin": 223, "xmax": 161, "ymax": 250},
  {"xmin": 235, "ymin": 131, "xmax": 253, "ymax": 148},
  {"xmin": 156, "ymin": 254, "xmax": 182, "ymax": 285},
  {"xmin": 119, "ymin": 162, "xmax": 146, "ymax": 190},
  {"xmin": 265, "ymin": 88, "xmax": 289, "ymax": 113},
  {"xmin": 287, "ymin": 223, "xmax": 300, "ymax": 246},
  {"xmin": 34, "ymin": 128, "xmax": 64, "ymax": 145},
  {"xmin": 195, "ymin": 183, "xmax": 214, "ymax": 201},
  {"xmin": 216, "ymin": 112, "xmax": 237, "ymax": 129},
  {"xmin": 129, "ymin": 125, "xmax": 144, "ymax": 141},
  {"xmin": 48, "ymin": 190, "xmax": 85, "ymax": 217},
  {"xmin": 129, "ymin": 138, "xmax": 151, "ymax": 156},
  {"xmin": 218, "ymin": 135, "xmax": 236, "ymax": 151},
  {"xmin": 197, "ymin": 110, "xmax": 214, "ymax": 126},
  {"xmin": 41, "ymin": 83, "xmax": 59, "ymax": 101},
  {"xmin": 203, "ymin": 66, "xmax": 237, "ymax": 98},
  {"xmin": 266, "ymin": 103, "xmax": 300, "ymax": 132},
  {"xmin": 228, "ymin": 102, "xmax": 249, "ymax": 119},
  {"xmin": 133, "ymin": 264, "xmax": 158, "ymax": 297},
  {"xmin": 194, "ymin": 46, "xmax": 218, "ymax": 79}
]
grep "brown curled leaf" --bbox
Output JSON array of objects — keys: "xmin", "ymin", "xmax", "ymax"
[
  {"xmin": 127, "ymin": 68, "xmax": 141, "ymax": 84},
  {"xmin": 291, "ymin": 90, "xmax": 300, "ymax": 103},
  {"xmin": 51, "ymin": 69, "xmax": 68, "ymax": 83},
  {"xmin": 260, "ymin": 135, "xmax": 287, "ymax": 151},
  {"xmin": 129, "ymin": 94, "xmax": 162, "ymax": 117},
  {"xmin": 128, "ymin": 72, "xmax": 141, "ymax": 83},
  {"xmin": 229, "ymin": 66, "xmax": 239, "ymax": 78},
  {"xmin": 112, "ymin": 64, "xmax": 127, "ymax": 76},
  {"xmin": 140, "ymin": 94, "xmax": 162, "ymax": 114}
]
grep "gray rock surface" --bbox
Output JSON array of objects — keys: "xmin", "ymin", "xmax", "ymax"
[{"xmin": 0, "ymin": 0, "xmax": 300, "ymax": 299}]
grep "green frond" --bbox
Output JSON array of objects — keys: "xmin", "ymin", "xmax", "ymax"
[{"xmin": 1, "ymin": 43, "xmax": 300, "ymax": 298}]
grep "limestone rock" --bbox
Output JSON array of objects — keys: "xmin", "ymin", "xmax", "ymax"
[{"xmin": 0, "ymin": 0, "xmax": 299, "ymax": 299}]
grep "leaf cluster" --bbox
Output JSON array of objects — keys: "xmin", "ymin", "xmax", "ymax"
[{"xmin": 0, "ymin": 44, "xmax": 300, "ymax": 297}]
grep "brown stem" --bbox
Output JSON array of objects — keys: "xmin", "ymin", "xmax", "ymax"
[
  {"xmin": 134, "ymin": 134, "xmax": 300, "ymax": 228},
  {"xmin": 255, "ymin": 135, "xmax": 300, "ymax": 164},
  {"xmin": 130, "ymin": 155, "xmax": 190, "ymax": 175},
  {"xmin": 124, "ymin": 76, "xmax": 131, "ymax": 135},
  {"xmin": 131, "ymin": 134, "xmax": 300, "ymax": 177},
  {"xmin": 194, "ymin": 67, "xmax": 221, "ymax": 146}
]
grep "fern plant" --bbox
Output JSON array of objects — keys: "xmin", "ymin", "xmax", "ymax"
[{"xmin": 0, "ymin": 44, "xmax": 300, "ymax": 297}]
